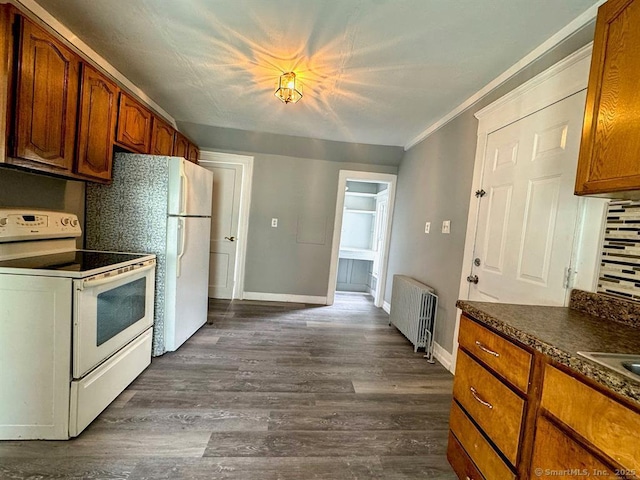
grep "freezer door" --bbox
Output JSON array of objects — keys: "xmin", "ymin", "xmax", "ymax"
[
  {"xmin": 165, "ymin": 216, "xmax": 212, "ymax": 351},
  {"xmin": 168, "ymin": 157, "xmax": 213, "ymax": 217}
]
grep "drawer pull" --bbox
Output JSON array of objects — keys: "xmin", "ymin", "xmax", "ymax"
[
  {"xmin": 470, "ymin": 386, "xmax": 493, "ymax": 409},
  {"xmin": 475, "ymin": 340, "xmax": 500, "ymax": 357}
]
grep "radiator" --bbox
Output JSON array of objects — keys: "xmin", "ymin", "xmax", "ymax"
[{"xmin": 389, "ymin": 275, "xmax": 438, "ymax": 362}]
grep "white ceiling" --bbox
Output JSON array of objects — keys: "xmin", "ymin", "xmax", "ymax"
[{"xmin": 33, "ymin": 0, "xmax": 600, "ymax": 147}]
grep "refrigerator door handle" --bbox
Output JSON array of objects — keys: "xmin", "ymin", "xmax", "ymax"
[
  {"xmin": 177, "ymin": 218, "xmax": 187, "ymax": 278},
  {"xmin": 180, "ymin": 162, "xmax": 189, "ymax": 216}
]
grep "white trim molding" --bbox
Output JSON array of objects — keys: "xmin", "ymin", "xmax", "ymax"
[
  {"xmin": 433, "ymin": 342, "xmax": 453, "ymax": 373},
  {"xmin": 15, "ymin": 0, "xmax": 175, "ymax": 126},
  {"xmin": 199, "ymin": 151, "xmax": 254, "ymax": 301},
  {"xmin": 382, "ymin": 301, "xmax": 391, "ymax": 315},
  {"xmin": 404, "ymin": 2, "xmax": 604, "ymax": 150},
  {"xmin": 475, "ymin": 44, "xmax": 593, "ymax": 134},
  {"xmin": 243, "ymin": 292, "xmax": 327, "ymax": 305}
]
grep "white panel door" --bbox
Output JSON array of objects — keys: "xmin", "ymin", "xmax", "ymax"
[
  {"xmin": 469, "ymin": 91, "xmax": 586, "ymax": 305},
  {"xmin": 207, "ymin": 164, "xmax": 243, "ymax": 299}
]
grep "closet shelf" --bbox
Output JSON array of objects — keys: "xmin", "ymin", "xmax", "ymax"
[{"xmin": 344, "ymin": 208, "xmax": 376, "ymax": 214}]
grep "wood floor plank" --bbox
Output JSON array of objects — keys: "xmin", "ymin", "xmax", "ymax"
[
  {"xmin": 126, "ymin": 391, "xmax": 318, "ymax": 409},
  {"xmin": 3, "ymin": 293, "xmax": 455, "ymax": 479},
  {"xmin": 203, "ymin": 430, "xmax": 448, "ymax": 457},
  {"xmin": 0, "ymin": 431, "xmax": 212, "ymax": 458},
  {"xmin": 129, "ymin": 456, "xmax": 386, "ymax": 480},
  {"xmin": 267, "ymin": 409, "xmax": 451, "ymax": 431},
  {"xmin": 380, "ymin": 455, "xmax": 459, "ymax": 479},
  {"xmin": 0, "ymin": 458, "xmax": 138, "ymax": 480},
  {"xmin": 89, "ymin": 407, "xmax": 270, "ymax": 432}
]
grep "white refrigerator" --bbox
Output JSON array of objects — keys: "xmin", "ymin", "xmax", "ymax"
[{"xmin": 85, "ymin": 153, "xmax": 213, "ymax": 355}]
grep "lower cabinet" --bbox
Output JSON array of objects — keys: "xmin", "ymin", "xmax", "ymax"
[
  {"xmin": 530, "ymin": 416, "xmax": 613, "ymax": 479},
  {"xmin": 449, "ymin": 314, "xmax": 640, "ymax": 480},
  {"xmin": 449, "ymin": 315, "xmax": 531, "ymax": 479}
]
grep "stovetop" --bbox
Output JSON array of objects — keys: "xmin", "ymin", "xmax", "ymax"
[{"xmin": 0, "ymin": 250, "xmax": 156, "ymax": 278}]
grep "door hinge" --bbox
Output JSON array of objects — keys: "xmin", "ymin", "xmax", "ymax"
[
  {"xmin": 563, "ymin": 267, "xmax": 574, "ymax": 289},
  {"xmin": 475, "ymin": 189, "xmax": 486, "ymax": 198}
]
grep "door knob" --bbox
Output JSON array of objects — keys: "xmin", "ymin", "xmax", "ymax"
[
  {"xmin": 466, "ymin": 275, "xmax": 479, "ymax": 284},
  {"xmin": 224, "ymin": 236, "xmax": 236, "ymax": 242}
]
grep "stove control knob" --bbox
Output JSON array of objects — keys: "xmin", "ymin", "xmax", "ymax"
[
  {"xmin": 61, "ymin": 217, "xmax": 70, "ymax": 226},
  {"xmin": 0, "ymin": 217, "xmax": 7, "ymax": 227},
  {"xmin": 71, "ymin": 219, "xmax": 79, "ymax": 227}
]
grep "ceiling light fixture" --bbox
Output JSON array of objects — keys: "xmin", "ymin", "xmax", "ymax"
[{"xmin": 275, "ymin": 72, "xmax": 303, "ymax": 104}]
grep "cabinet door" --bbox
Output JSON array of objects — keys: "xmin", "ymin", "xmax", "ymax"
[
  {"xmin": 116, "ymin": 92, "xmax": 152, "ymax": 153},
  {"xmin": 14, "ymin": 17, "xmax": 79, "ymax": 171},
  {"xmin": 75, "ymin": 64, "xmax": 118, "ymax": 181},
  {"xmin": 150, "ymin": 116, "xmax": 174, "ymax": 156},
  {"xmin": 187, "ymin": 142, "xmax": 199, "ymax": 163},
  {"xmin": 173, "ymin": 132, "xmax": 189, "ymax": 158},
  {"xmin": 575, "ymin": 0, "xmax": 640, "ymax": 195},
  {"xmin": 530, "ymin": 416, "xmax": 614, "ymax": 479}
]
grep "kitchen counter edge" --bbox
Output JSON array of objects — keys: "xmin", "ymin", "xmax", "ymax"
[{"xmin": 456, "ymin": 299, "xmax": 640, "ymax": 406}]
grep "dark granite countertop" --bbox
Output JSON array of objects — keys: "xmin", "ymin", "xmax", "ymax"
[{"xmin": 456, "ymin": 299, "xmax": 640, "ymax": 405}]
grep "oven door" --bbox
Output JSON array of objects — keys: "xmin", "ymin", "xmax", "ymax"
[{"xmin": 73, "ymin": 260, "xmax": 155, "ymax": 378}]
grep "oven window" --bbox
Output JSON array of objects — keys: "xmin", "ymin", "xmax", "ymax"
[{"xmin": 96, "ymin": 278, "xmax": 147, "ymax": 346}]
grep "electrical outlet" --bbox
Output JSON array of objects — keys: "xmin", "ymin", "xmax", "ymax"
[
  {"xmin": 442, "ymin": 220, "xmax": 450, "ymax": 234},
  {"xmin": 271, "ymin": 218, "xmax": 278, "ymax": 228},
  {"xmin": 424, "ymin": 222, "xmax": 430, "ymax": 234}
]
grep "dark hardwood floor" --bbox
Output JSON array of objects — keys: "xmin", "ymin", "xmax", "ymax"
[{"xmin": 0, "ymin": 293, "xmax": 456, "ymax": 479}]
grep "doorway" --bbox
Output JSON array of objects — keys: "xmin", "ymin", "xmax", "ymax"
[
  {"xmin": 452, "ymin": 45, "xmax": 608, "ymax": 372},
  {"xmin": 327, "ymin": 171, "xmax": 397, "ymax": 308},
  {"xmin": 199, "ymin": 152, "xmax": 254, "ymax": 300}
]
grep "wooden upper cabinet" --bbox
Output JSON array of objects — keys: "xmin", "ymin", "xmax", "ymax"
[
  {"xmin": 116, "ymin": 92, "xmax": 152, "ymax": 153},
  {"xmin": 173, "ymin": 132, "xmax": 189, "ymax": 158},
  {"xmin": 575, "ymin": 0, "xmax": 640, "ymax": 196},
  {"xmin": 75, "ymin": 64, "xmax": 118, "ymax": 181},
  {"xmin": 187, "ymin": 142, "xmax": 199, "ymax": 163},
  {"xmin": 13, "ymin": 16, "xmax": 80, "ymax": 171},
  {"xmin": 150, "ymin": 116, "xmax": 174, "ymax": 156}
]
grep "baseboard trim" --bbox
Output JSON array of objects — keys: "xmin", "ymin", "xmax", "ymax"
[
  {"xmin": 242, "ymin": 292, "xmax": 327, "ymax": 305},
  {"xmin": 382, "ymin": 301, "xmax": 391, "ymax": 314},
  {"xmin": 433, "ymin": 342, "xmax": 453, "ymax": 372}
]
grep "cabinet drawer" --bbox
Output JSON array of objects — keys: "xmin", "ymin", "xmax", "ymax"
[
  {"xmin": 453, "ymin": 350, "xmax": 526, "ymax": 466},
  {"xmin": 449, "ymin": 401, "xmax": 515, "ymax": 480},
  {"xmin": 459, "ymin": 315, "xmax": 532, "ymax": 393},
  {"xmin": 541, "ymin": 365, "xmax": 640, "ymax": 472},
  {"xmin": 531, "ymin": 415, "xmax": 615, "ymax": 479}
]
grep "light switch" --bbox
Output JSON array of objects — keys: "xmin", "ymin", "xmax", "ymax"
[
  {"xmin": 442, "ymin": 220, "xmax": 450, "ymax": 234},
  {"xmin": 271, "ymin": 218, "xmax": 278, "ymax": 228},
  {"xmin": 424, "ymin": 222, "xmax": 430, "ymax": 234}
]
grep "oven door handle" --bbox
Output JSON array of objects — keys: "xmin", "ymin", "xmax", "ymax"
[{"xmin": 77, "ymin": 262, "xmax": 156, "ymax": 291}]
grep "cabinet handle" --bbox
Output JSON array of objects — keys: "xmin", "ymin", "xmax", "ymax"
[
  {"xmin": 475, "ymin": 340, "xmax": 500, "ymax": 357},
  {"xmin": 470, "ymin": 386, "xmax": 493, "ymax": 409}
]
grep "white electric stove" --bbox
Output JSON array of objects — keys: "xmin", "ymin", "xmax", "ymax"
[{"xmin": 0, "ymin": 209, "xmax": 156, "ymax": 439}]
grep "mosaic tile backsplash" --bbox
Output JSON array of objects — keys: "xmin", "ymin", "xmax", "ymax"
[
  {"xmin": 598, "ymin": 200, "xmax": 640, "ymax": 302},
  {"xmin": 86, "ymin": 153, "xmax": 171, "ymax": 356}
]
